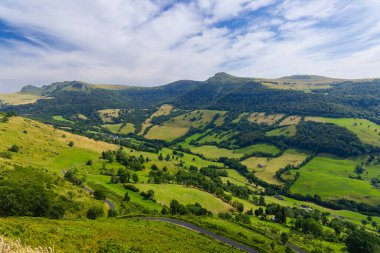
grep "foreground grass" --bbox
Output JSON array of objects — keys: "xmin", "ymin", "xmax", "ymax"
[{"xmin": 0, "ymin": 217, "xmax": 241, "ymax": 253}]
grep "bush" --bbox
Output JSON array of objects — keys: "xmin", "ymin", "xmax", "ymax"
[
  {"xmin": 68, "ymin": 141, "xmax": 74, "ymax": 147},
  {"xmin": 0, "ymin": 152, "xmax": 12, "ymax": 159},
  {"xmin": 8, "ymin": 145, "xmax": 20, "ymax": 153},
  {"xmin": 93, "ymin": 189, "xmax": 106, "ymax": 200},
  {"xmin": 86, "ymin": 206, "xmax": 104, "ymax": 220},
  {"xmin": 124, "ymin": 184, "xmax": 139, "ymax": 192},
  {"xmin": 108, "ymin": 209, "xmax": 118, "ymax": 217}
]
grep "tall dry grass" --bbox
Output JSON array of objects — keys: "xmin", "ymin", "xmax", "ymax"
[{"xmin": 0, "ymin": 236, "xmax": 54, "ymax": 253}]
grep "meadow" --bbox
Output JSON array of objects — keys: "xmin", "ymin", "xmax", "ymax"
[
  {"xmin": 145, "ymin": 110, "xmax": 226, "ymax": 141},
  {"xmin": 0, "ymin": 217, "xmax": 241, "ymax": 253},
  {"xmin": 242, "ymin": 149, "xmax": 309, "ymax": 184},
  {"xmin": 136, "ymin": 184, "xmax": 232, "ymax": 213},
  {"xmin": 139, "ymin": 104, "xmax": 174, "ymax": 135},
  {"xmin": 247, "ymin": 112, "xmax": 284, "ymax": 125},
  {"xmin": 266, "ymin": 125, "xmax": 297, "ymax": 137},
  {"xmin": 102, "ymin": 123, "xmax": 135, "ymax": 134},
  {"xmin": 305, "ymin": 117, "xmax": 380, "ymax": 146},
  {"xmin": 52, "ymin": 115, "xmax": 74, "ymax": 123},
  {"xmin": 291, "ymin": 156, "xmax": 380, "ymax": 205},
  {"xmin": 97, "ymin": 109, "xmax": 121, "ymax": 123}
]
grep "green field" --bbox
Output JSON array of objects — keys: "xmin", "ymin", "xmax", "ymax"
[
  {"xmin": 266, "ymin": 125, "xmax": 297, "ymax": 137},
  {"xmin": 136, "ymin": 184, "xmax": 232, "ymax": 213},
  {"xmin": 306, "ymin": 117, "xmax": 380, "ymax": 146},
  {"xmin": 145, "ymin": 110, "xmax": 226, "ymax": 141},
  {"xmin": 189, "ymin": 143, "xmax": 280, "ymax": 160},
  {"xmin": 190, "ymin": 145, "xmax": 243, "ymax": 159},
  {"xmin": 242, "ymin": 149, "xmax": 309, "ymax": 184},
  {"xmin": 0, "ymin": 217, "xmax": 241, "ymax": 253},
  {"xmin": 102, "ymin": 123, "xmax": 135, "ymax": 134},
  {"xmin": 53, "ymin": 115, "xmax": 74, "ymax": 123},
  {"xmin": 291, "ymin": 156, "xmax": 380, "ymax": 205}
]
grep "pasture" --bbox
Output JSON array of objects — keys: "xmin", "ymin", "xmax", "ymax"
[
  {"xmin": 102, "ymin": 123, "xmax": 135, "ymax": 134},
  {"xmin": 53, "ymin": 115, "xmax": 74, "ymax": 123},
  {"xmin": 266, "ymin": 125, "xmax": 297, "ymax": 137},
  {"xmin": 97, "ymin": 109, "xmax": 121, "ymax": 123},
  {"xmin": 291, "ymin": 156, "xmax": 380, "ymax": 205},
  {"xmin": 279, "ymin": 116, "xmax": 301, "ymax": 126},
  {"xmin": 136, "ymin": 184, "xmax": 232, "ymax": 213},
  {"xmin": 139, "ymin": 104, "xmax": 174, "ymax": 135},
  {"xmin": 242, "ymin": 149, "xmax": 309, "ymax": 184},
  {"xmin": 247, "ymin": 112, "xmax": 284, "ymax": 125},
  {"xmin": 305, "ymin": 117, "xmax": 380, "ymax": 146}
]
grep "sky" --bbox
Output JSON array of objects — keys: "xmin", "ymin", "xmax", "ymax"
[{"xmin": 1, "ymin": 0, "xmax": 380, "ymax": 92}]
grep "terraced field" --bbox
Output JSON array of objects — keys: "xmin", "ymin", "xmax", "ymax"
[
  {"xmin": 242, "ymin": 149, "xmax": 309, "ymax": 184},
  {"xmin": 291, "ymin": 156, "xmax": 380, "ymax": 205}
]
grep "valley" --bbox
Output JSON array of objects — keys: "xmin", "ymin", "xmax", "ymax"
[{"xmin": 0, "ymin": 73, "xmax": 379, "ymax": 252}]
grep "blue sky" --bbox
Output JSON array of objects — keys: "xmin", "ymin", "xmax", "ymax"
[{"xmin": 1, "ymin": 0, "xmax": 380, "ymax": 92}]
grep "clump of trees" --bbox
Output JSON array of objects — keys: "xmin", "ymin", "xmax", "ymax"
[
  {"xmin": 162, "ymin": 200, "xmax": 211, "ymax": 216},
  {"xmin": 86, "ymin": 206, "xmax": 104, "ymax": 220}
]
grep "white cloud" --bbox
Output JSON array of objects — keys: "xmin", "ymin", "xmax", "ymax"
[{"xmin": 0, "ymin": 0, "xmax": 379, "ymax": 92}]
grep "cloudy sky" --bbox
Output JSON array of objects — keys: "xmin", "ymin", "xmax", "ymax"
[{"xmin": 1, "ymin": 0, "xmax": 380, "ymax": 92}]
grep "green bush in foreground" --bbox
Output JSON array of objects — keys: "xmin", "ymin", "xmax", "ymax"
[{"xmin": 86, "ymin": 206, "xmax": 104, "ymax": 220}]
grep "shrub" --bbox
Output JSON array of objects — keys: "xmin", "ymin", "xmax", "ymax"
[
  {"xmin": 93, "ymin": 189, "xmax": 106, "ymax": 200},
  {"xmin": 124, "ymin": 184, "xmax": 139, "ymax": 192},
  {"xmin": 9, "ymin": 145, "xmax": 20, "ymax": 153},
  {"xmin": 68, "ymin": 141, "xmax": 74, "ymax": 147},
  {"xmin": 0, "ymin": 152, "xmax": 12, "ymax": 159},
  {"xmin": 86, "ymin": 206, "xmax": 104, "ymax": 220},
  {"xmin": 108, "ymin": 209, "xmax": 118, "ymax": 217}
]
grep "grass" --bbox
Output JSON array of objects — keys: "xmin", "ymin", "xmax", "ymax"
[
  {"xmin": 266, "ymin": 125, "xmax": 297, "ymax": 137},
  {"xmin": 160, "ymin": 148, "xmax": 223, "ymax": 168},
  {"xmin": 197, "ymin": 130, "xmax": 236, "ymax": 144},
  {"xmin": 102, "ymin": 123, "xmax": 135, "ymax": 134},
  {"xmin": 0, "ymin": 116, "xmax": 117, "ymax": 173},
  {"xmin": 305, "ymin": 117, "xmax": 380, "ymax": 146},
  {"xmin": 242, "ymin": 149, "xmax": 309, "ymax": 184},
  {"xmin": 291, "ymin": 156, "xmax": 380, "ymax": 205},
  {"xmin": 0, "ymin": 93, "xmax": 42, "ymax": 105},
  {"xmin": 236, "ymin": 143, "xmax": 280, "ymax": 155},
  {"xmin": 52, "ymin": 115, "xmax": 74, "ymax": 124},
  {"xmin": 145, "ymin": 110, "xmax": 226, "ymax": 141},
  {"xmin": 247, "ymin": 112, "xmax": 284, "ymax": 125},
  {"xmin": 136, "ymin": 184, "xmax": 232, "ymax": 213},
  {"xmin": 145, "ymin": 125, "xmax": 189, "ymax": 141},
  {"xmin": 279, "ymin": 116, "xmax": 301, "ymax": 126},
  {"xmin": 190, "ymin": 145, "xmax": 243, "ymax": 159},
  {"xmin": 97, "ymin": 109, "xmax": 121, "ymax": 123},
  {"xmin": 139, "ymin": 104, "xmax": 174, "ymax": 135},
  {"xmin": 0, "ymin": 217, "xmax": 241, "ymax": 253}
]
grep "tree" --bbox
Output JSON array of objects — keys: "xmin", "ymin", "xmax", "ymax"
[
  {"xmin": 86, "ymin": 159, "xmax": 93, "ymax": 166},
  {"xmin": 93, "ymin": 189, "xmax": 106, "ymax": 200},
  {"xmin": 281, "ymin": 232, "xmax": 289, "ymax": 244},
  {"xmin": 165, "ymin": 154, "xmax": 170, "ymax": 161},
  {"xmin": 108, "ymin": 209, "xmax": 117, "ymax": 217},
  {"xmin": 285, "ymin": 246, "xmax": 294, "ymax": 253},
  {"xmin": 158, "ymin": 153, "xmax": 163, "ymax": 161},
  {"xmin": 361, "ymin": 219, "xmax": 368, "ymax": 227},
  {"xmin": 346, "ymin": 229, "xmax": 380, "ymax": 253},
  {"xmin": 132, "ymin": 173, "xmax": 139, "ymax": 183},
  {"xmin": 68, "ymin": 141, "xmax": 74, "ymax": 147},
  {"xmin": 259, "ymin": 196, "xmax": 266, "ymax": 206},
  {"xmin": 86, "ymin": 206, "xmax": 104, "ymax": 220},
  {"xmin": 123, "ymin": 192, "xmax": 130, "ymax": 202}
]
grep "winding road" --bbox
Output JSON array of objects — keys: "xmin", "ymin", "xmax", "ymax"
[{"xmin": 138, "ymin": 217, "xmax": 260, "ymax": 253}]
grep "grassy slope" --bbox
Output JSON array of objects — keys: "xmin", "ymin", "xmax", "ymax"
[
  {"xmin": 242, "ymin": 149, "xmax": 309, "ymax": 184},
  {"xmin": 53, "ymin": 115, "xmax": 74, "ymax": 123},
  {"xmin": 139, "ymin": 104, "xmax": 174, "ymax": 135},
  {"xmin": 291, "ymin": 156, "xmax": 380, "ymax": 205},
  {"xmin": 136, "ymin": 184, "xmax": 232, "ymax": 213},
  {"xmin": 266, "ymin": 125, "xmax": 297, "ymax": 137},
  {"xmin": 102, "ymin": 123, "xmax": 135, "ymax": 134},
  {"xmin": 0, "ymin": 217, "xmax": 241, "ymax": 253},
  {"xmin": 145, "ymin": 110, "xmax": 226, "ymax": 141},
  {"xmin": 306, "ymin": 117, "xmax": 380, "ymax": 146}
]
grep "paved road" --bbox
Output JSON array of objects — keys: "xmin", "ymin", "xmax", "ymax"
[
  {"xmin": 137, "ymin": 217, "xmax": 307, "ymax": 253},
  {"xmin": 138, "ymin": 217, "xmax": 260, "ymax": 253}
]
